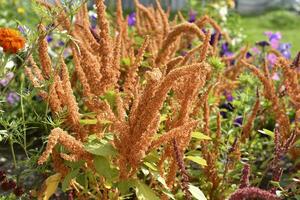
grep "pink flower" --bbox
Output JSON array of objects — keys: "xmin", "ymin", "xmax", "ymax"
[
  {"xmin": 251, "ymin": 47, "xmax": 261, "ymax": 55},
  {"xmin": 272, "ymin": 72, "xmax": 280, "ymax": 81},
  {"xmin": 267, "ymin": 53, "xmax": 277, "ymax": 66}
]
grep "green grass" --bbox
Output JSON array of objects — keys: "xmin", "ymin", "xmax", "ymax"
[{"xmin": 240, "ymin": 10, "xmax": 300, "ymax": 56}]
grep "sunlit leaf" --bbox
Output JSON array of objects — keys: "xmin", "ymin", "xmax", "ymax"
[
  {"xmin": 258, "ymin": 129, "xmax": 274, "ymax": 138},
  {"xmin": 79, "ymin": 119, "xmax": 97, "ymax": 125},
  {"xmin": 38, "ymin": 173, "xmax": 61, "ymax": 200},
  {"xmin": 186, "ymin": 156, "xmax": 207, "ymax": 166},
  {"xmin": 188, "ymin": 184, "xmax": 207, "ymax": 200},
  {"xmin": 85, "ymin": 142, "xmax": 117, "ymax": 157},
  {"xmin": 191, "ymin": 132, "xmax": 211, "ymax": 140},
  {"xmin": 94, "ymin": 156, "xmax": 118, "ymax": 181},
  {"xmin": 135, "ymin": 180, "xmax": 160, "ymax": 200}
]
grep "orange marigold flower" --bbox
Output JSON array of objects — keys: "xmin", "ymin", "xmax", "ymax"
[{"xmin": 0, "ymin": 28, "xmax": 25, "ymax": 54}]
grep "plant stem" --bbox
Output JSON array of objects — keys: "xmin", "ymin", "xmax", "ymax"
[
  {"xmin": 9, "ymin": 137, "xmax": 17, "ymax": 168},
  {"xmin": 20, "ymin": 77, "xmax": 29, "ymax": 158}
]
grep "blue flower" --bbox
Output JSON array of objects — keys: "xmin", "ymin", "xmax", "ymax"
[
  {"xmin": 46, "ymin": 35, "xmax": 53, "ymax": 43},
  {"xmin": 278, "ymin": 43, "xmax": 291, "ymax": 59},
  {"xmin": 58, "ymin": 41, "xmax": 65, "ymax": 46},
  {"xmin": 6, "ymin": 92, "xmax": 20, "ymax": 105},
  {"xmin": 128, "ymin": 12, "xmax": 136, "ymax": 27}
]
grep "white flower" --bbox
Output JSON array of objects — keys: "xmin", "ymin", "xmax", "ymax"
[
  {"xmin": 219, "ymin": 6, "xmax": 228, "ymax": 21},
  {"xmin": 5, "ymin": 61, "xmax": 15, "ymax": 69}
]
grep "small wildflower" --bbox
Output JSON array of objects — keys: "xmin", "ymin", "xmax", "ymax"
[
  {"xmin": 272, "ymin": 72, "xmax": 280, "ymax": 81},
  {"xmin": 46, "ymin": 35, "xmax": 53, "ymax": 43},
  {"xmin": 278, "ymin": 43, "xmax": 291, "ymax": 59},
  {"xmin": 267, "ymin": 53, "xmax": 277, "ymax": 66},
  {"xmin": 246, "ymin": 52, "xmax": 252, "ymax": 59},
  {"xmin": 58, "ymin": 41, "xmax": 65, "ymax": 46},
  {"xmin": 224, "ymin": 91, "xmax": 234, "ymax": 102},
  {"xmin": 0, "ymin": 72, "xmax": 14, "ymax": 87},
  {"xmin": 265, "ymin": 31, "xmax": 281, "ymax": 49},
  {"xmin": 6, "ymin": 92, "xmax": 20, "ymax": 105},
  {"xmin": 188, "ymin": 10, "xmax": 197, "ymax": 23},
  {"xmin": 210, "ymin": 32, "xmax": 221, "ymax": 46},
  {"xmin": 128, "ymin": 12, "xmax": 136, "ymax": 27},
  {"xmin": 234, "ymin": 116, "xmax": 243, "ymax": 127},
  {"xmin": 251, "ymin": 47, "xmax": 261, "ymax": 55},
  {"xmin": 0, "ymin": 28, "xmax": 25, "ymax": 53},
  {"xmin": 256, "ymin": 41, "xmax": 270, "ymax": 48}
]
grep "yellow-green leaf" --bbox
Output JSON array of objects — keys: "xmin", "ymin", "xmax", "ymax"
[
  {"xmin": 186, "ymin": 156, "xmax": 207, "ymax": 166},
  {"xmin": 39, "ymin": 173, "xmax": 62, "ymax": 200},
  {"xmin": 189, "ymin": 184, "xmax": 207, "ymax": 200},
  {"xmin": 191, "ymin": 132, "xmax": 211, "ymax": 140}
]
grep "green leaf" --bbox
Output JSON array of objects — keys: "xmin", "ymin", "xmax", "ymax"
[
  {"xmin": 62, "ymin": 168, "xmax": 80, "ymax": 192},
  {"xmin": 134, "ymin": 180, "xmax": 160, "ymax": 200},
  {"xmin": 94, "ymin": 156, "xmax": 118, "ymax": 181},
  {"xmin": 258, "ymin": 129, "xmax": 274, "ymax": 138},
  {"xmin": 79, "ymin": 119, "xmax": 97, "ymax": 125},
  {"xmin": 191, "ymin": 132, "xmax": 211, "ymax": 140},
  {"xmin": 144, "ymin": 162, "xmax": 157, "ymax": 171},
  {"xmin": 186, "ymin": 156, "xmax": 207, "ymax": 166},
  {"xmin": 117, "ymin": 179, "xmax": 135, "ymax": 195},
  {"xmin": 121, "ymin": 57, "xmax": 131, "ymax": 66},
  {"xmin": 188, "ymin": 184, "xmax": 207, "ymax": 200},
  {"xmin": 85, "ymin": 142, "xmax": 117, "ymax": 157}
]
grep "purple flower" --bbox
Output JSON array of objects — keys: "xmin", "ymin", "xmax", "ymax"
[
  {"xmin": 278, "ymin": 43, "xmax": 291, "ymax": 59},
  {"xmin": 221, "ymin": 43, "xmax": 234, "ymax": 58},
  {"xmin": 6, "ymin": 92, "xmax": 20, "ymax": 105},
  {"xmin": 224, "ymin": 90, "xmax": 234, "ymax": 102},
  {"xmin": 256, "ymin": 41, "xmax": 270, "ymax": 47},
  {"xmin": 219, "ymin": 102, "xmax": 234, "ymax": 118},
  {"xmin": 128, "ymin": 12, "xmax": 136, "ymax": 27},
  {"xmin": 18, "ymin": 25, "xmax": 25, "ymax": 34},
  {"xmin": 234, "ymin": 116, "xmax": 243, "ymax": 127},
  {"xmin": 188, "ymin": 10, "xmax": 197, "ymax": 23},
  {"xmin": 46, "ymin": 35, "xmax": 53, "ymax": 43},
  {"xmin": 58, "ymin": 41, "xmax": 65, "ymax": 46},
  {"xmin": 0, "ymin": 72, "xmax": 14, "ymax": 87},
  {"xmin": 210, "ymin": 32, "xmax": 221, "ymax": 46},
  {"xmin": 265, "ymin": 31, "xmax": 281, "ymax": 49},
  {"xmin": 246, "ymin": 52, "xmax": 252, "ymax": 59}
]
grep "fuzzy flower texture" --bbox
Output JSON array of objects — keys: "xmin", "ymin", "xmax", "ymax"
[{"xmin": 0, "ymin": 28, "xmax": 25, "ymax": 54}]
